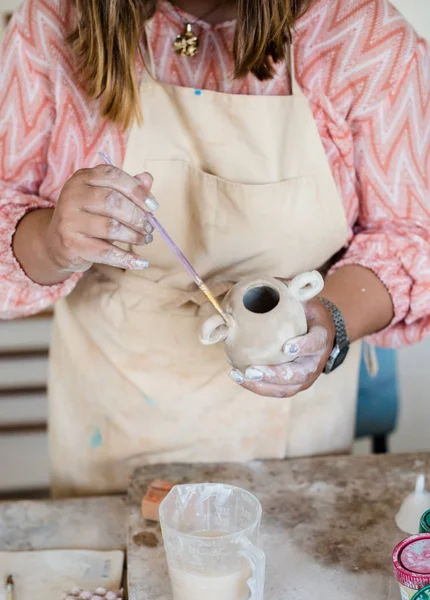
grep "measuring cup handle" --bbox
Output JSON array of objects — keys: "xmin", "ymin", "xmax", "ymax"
[{"xmin": 238, "ymin": 537, "xmax": 265, "ymax": 600}]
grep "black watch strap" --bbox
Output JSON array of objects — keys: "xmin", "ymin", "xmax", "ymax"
[{"xmin": 319, "ymin": 297, "xmax": 350, "ymax": 373}]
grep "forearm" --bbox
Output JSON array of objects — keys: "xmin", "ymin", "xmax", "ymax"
[
  {"xmin": 12, "ymin": 208, "xmax": 70, "ymax": 286},
  {"xmin": 321, "ymin": 265, "xmax": 394, "ymax": 343}
]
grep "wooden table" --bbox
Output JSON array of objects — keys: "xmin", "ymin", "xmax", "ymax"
[{"xmin": 127, "ymin": 453, "xmax": 430, "ymax": 600}]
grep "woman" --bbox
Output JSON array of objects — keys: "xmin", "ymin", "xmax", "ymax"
[{"xmin": 0, "ymin": 0, "xmax": 429, "ymax": 496}]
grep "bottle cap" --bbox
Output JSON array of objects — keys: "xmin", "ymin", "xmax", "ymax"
[
  {"xmin": 393, "ymin": 534, "xmax": 430, "ymax": 590},
  {"xmin": 420, "ymin": 510, "xmax": 430, "ymax": 534},
  {"xmin": 412, "ymin": 585, "xmax": 430, "ymax": 600}
]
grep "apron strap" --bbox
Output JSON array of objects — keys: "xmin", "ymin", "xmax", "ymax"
[
  {"xmin": 143, "ymin": 21, "xmax": 157, "ymax": 78},
  {"xmin": 287, "ymin": 42, "xmax": 297, "ymax": 96}
]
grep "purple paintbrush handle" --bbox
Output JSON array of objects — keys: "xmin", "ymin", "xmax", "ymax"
[{"xmin": 146, "ymin": 213, "xmax": 203, "ymax": 285}]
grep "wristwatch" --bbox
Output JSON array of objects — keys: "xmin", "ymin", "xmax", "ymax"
[{"xmin": 319, "ymin": 298, "xmax": 350, "ymax": 374}]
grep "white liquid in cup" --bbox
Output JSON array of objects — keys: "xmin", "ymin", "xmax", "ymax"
[
  {"xmin": 169, "ymin": 567, "xmax": 251, "ymax": 600},
  {"xmin": 168, "ymin": 531, "xmax": 251, "ymax": 600}
]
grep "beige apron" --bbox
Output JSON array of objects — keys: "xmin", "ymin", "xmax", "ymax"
[{"xmin": 49, "ymin": 34, "xmax": 360, "ymax": 497}]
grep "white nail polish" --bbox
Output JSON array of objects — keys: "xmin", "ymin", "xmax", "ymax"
[
  {"xmin": 144, "ymin": 197, "xmax": 159, "ymax": 211},
  {"xmin": 229, "ymin": 370, "xmax": 244, "ymax": 385},
  {"xmin": 134, "ymin": 258, "xmax": 149, "ymax": 269},
  {"xmin": 283, "ymin": 342, "xmax": 299, "ymax": 355},
  {"xmin": 245, "ymin": 368, "xmax": 264, "ymax": 381},
  {"xmin": 145, "ymin": 234, "xmax": 153, "ymax": 244},
  {"xmin": 145, "ymin": 222, "xmax": 153, "ymax": 233}
]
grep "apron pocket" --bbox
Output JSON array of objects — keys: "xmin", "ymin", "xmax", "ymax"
[{"xmin": 132, "ymin": 159, "xmax": 325, "ymax": 279}]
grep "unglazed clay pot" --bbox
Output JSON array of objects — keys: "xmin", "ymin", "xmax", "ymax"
[{"xmin": 200, "ymin": 271, "xmax": 324, "ymax": 372}]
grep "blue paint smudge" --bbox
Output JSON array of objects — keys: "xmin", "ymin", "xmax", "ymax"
[
  {"xmin": 144, "ymin": 394, "xmax": 158, "ymax": 407},
  {"xmin": 194, "ymin": 89, "xmax": 202, "ymax": 96},
  {"xmin": 90, "ymin": 426, "xmax": 103, "ymax": 448}
]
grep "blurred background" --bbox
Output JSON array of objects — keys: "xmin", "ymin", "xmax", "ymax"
[{"xmin": 0, "ymin": 0, "xmax": 429, "ymax": 497}]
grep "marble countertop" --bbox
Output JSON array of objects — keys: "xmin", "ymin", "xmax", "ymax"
[
  {"xmin": 1, "ymin": 454, "xmax": 429, "ymax": 599},
  {"xmin": 0, "ymin": 496, "xmax": 126, "ymax": 552},
  {"xmin": 127, "ymin": 453, "xmax": 430, "ymax": 600}
]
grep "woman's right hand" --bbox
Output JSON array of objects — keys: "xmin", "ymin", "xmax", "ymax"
[{"xmin": 44, "ymin": 164, "xmax": 158, "ymax": 274}]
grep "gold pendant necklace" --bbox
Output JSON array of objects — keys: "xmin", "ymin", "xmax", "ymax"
[
  {"xmin": 172, "ymin": 0, "xmax": 231, "ymax": 57},
  {"xmin": 173, "ymin": 23, "xmax": 199, "ymax": 57}
]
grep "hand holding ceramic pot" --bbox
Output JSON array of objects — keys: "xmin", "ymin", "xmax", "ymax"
[
  {"xmin": 236, "ymin": 297, "xmax": 336, "ymax": 398},
  {"xmin": 200, "ymin": 271, "xmax": 335, "ymax": 399}
]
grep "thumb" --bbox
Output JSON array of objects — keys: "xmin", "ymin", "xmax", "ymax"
[{"xmin": 135, "ymin": 171, "xmax": 154, "ymax": 191}]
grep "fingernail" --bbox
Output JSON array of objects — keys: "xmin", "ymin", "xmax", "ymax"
[
  {"xmin": 145, "ymin": 234, "xmax": 153, "ymax": 244},
  {"xmin": 144, "ymin": 197, "xmax": 159, "ymax": 211},
  {"xmin": 283, "ymin": 343, "xmax": 299, "ymax": 355},
  {"xmin": 229, "ymin": 370, "xmax": 244, "ymax": 385},
  {"xmin": 143, "ymin": 171, "xmax": 153, "ymax": 185},
  {"xmin": 133, "ymin": 258, "xmax": 149, "ymax": 269},
  {"xmin": 145, "ymin": 222, "xmax": 154, "ymax": 233},
  {"xmin": 245, "ymin": 367, "xmax": 264, "ymax": 382}
]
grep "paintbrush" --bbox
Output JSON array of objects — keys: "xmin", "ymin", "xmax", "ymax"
[
  {"xmin": 6, "ymin": 575, "xmax": 14, "ymax": 600},
  {"xmin": 98, "ymin": 152, "xmax": 233, "ymax": 327}
]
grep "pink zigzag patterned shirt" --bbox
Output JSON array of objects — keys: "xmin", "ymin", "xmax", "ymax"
[{"xmin": 0, "ymin": 0, "xmax": 430, "ymax": 348}]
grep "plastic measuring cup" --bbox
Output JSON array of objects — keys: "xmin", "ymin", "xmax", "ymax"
[{"xmin": 159, "ymin": 483, "xmax": 265, "ymax": 600}]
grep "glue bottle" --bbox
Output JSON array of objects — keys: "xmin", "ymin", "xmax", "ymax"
[{"xmin": 395, "ymin": 474, "xmax": 430, "ymax": 535}]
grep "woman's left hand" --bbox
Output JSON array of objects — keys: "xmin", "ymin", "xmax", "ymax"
[{"xmin": 229, "ymin": 298, "xmax": 335, "ymax": 398}]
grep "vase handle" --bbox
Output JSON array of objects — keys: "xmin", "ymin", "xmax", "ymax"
[
  {"xmin": 289, "ymin": 271, "xmax": 324, "ymax": 302},
  {"xmin": 200, "ymin": 314, "xmax": 231, "ymax": 345}
]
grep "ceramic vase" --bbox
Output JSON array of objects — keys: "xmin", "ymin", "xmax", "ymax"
[{"xmin": 200, "ymin": 271, "xmax": 324, "ymax": 372}]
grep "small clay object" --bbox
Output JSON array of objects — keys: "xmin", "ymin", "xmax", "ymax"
[
  {"xmin": 141, "ymin": 479, "xmax": 175, "ymax": 522},
  {"xmin": 200, "ymin": 272, "xmax": 324, "ymax": 371},
  {"xmin": 133, "ymin": 531, "xmax": 159, "ymax": 547},
  {"xmin": 62, "ymin": 589, "xmax": 123, "ymax": 599}
]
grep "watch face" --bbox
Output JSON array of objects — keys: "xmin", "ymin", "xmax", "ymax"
[
  {"xmin": 324, "ymin": 344, "xmax": 349, "ymax": 373},
  {"xmin": 330, "ymin": 344, "xmax": 349, "ymax": 371}
]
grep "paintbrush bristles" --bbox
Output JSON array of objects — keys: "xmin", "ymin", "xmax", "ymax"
[{"xmin": 199, "ymin": 284, "xmax": 233, "ymax": 327}]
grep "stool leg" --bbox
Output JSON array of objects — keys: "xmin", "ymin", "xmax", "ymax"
[{"xmin": 372, "ymin": 434, "xmax": 388, "ymax": 454}]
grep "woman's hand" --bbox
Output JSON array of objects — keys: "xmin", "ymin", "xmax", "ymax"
[
  {"xmin": 45, "ymin": 164, "xmax": 158, "ymax": 273},
  {"xmin": 13, "ymin": 164, "xmax": 158, "ymax": 286},
  {"xmin": 229, "ymin": 298, "xmax": 335, "ymax": 398}
]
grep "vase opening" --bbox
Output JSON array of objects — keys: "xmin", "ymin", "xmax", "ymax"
[{"xmin": 243, "ymin": 285, "xmax": 280, "ymax": 314}]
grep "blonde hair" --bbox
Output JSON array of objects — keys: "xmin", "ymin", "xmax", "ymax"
[{"xmin": 68, "ymin": 0, "xmax": 313, "ymax": 129}]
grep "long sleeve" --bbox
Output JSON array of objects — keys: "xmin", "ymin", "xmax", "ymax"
[
  {"xmin": 0, "ymin": 5, "xmax": 81, "ymax": 319},
  {"xmin": 329, "ymin": 0, "xmax": 430, "ymax": 347}
]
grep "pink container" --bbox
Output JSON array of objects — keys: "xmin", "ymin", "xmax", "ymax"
[{"xmin": 393, "ymin": 534, "xmax": 430, "ymax": 599}]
